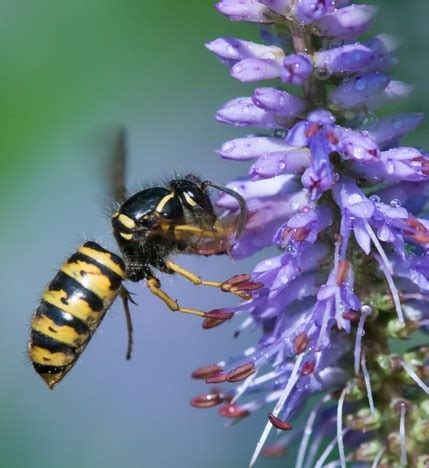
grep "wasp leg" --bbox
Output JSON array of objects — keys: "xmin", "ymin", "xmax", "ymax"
[
  {"xmin": 146, "ymin": 277, "xmax": 206, "ymax": 318},
  {"xmin": 119, "ymin": 286, "xmax": 136, "ymax": 360},
  {"xmin": 163, "ymin": 260, "xmax": 251, "ymax": 300}
]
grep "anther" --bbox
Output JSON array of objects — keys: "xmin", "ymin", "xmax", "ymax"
[
  {"xmin": 342, "ymin": 310, "xmax": 360, "ymax": 321},
  {"xmin": 262, "ymin": 445, "xmax": 287, "ymax": 457},
  {"xmin": 293, "ymin": 332, "xmax": 309, "ymax": 354},
  {"xmin": 218, "ymin": 403, "xmax": 249, "ymax": 419},
  {"xmin": 336, "ymin": 259, "xmax": 350, "ymax": 285},
  {"xmin": 226, "ymin": 362, "xmax": 256, "ymax": 382},
  {"xmin": 206, "ymin": 371, "xmax": 228, "ymax": 384},
  {"xmin": 302, "ymin": 360, "xmax": 316, "ymax": 376},
  {"xmin": 190, "ymin": 391, "xmax": 223, "ymax": 408},
  {"xmin": 294, "ymin": 227, "xmax": 310, "ymax": 241},
  {"xmin": 191, "ymin": 364, "xmax": 223, "ymax": 380},
  {"xmin": 268, "ymin": 413, "xmax": 293, "ymax": 431},
  {"xmin": 202, "ymin": 310, "xmax": 234, "ymax": 329},
  {"xmin": 305, "ymin": 122, "xmax": 320, "ymax": 138}
]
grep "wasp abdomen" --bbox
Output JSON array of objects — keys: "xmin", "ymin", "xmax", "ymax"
[{"xmin": 29, "ymin": 241, "xmax": 126, "ymax": 389}]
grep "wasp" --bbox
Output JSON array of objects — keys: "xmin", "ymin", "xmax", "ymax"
[{"xmin": 28, "ymin": 131, "xmax": 256, "ymax": 389}]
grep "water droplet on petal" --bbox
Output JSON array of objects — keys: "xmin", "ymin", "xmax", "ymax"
[
  {"xmin": 390, "ymin": 198, "xmax": 401, "ymax": 208},
  {"xmin": 369, "ymin": 194, "xmax": 381, "ymax": 203}
]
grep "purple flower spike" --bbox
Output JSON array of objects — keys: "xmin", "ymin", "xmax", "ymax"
[
  {"xmin": 314, "ymin": 43, "xmax": 375, "ymax": 75},
  {"xmin": 280, "ymin": 53, "xmax": 313, "ymax": 85},
  {"xmin": 253, "ymin": 87, "xmax": 306, "ymax": 117},
  {"xmin": 313, "ymin": 4, "xmax": 377, "ymax": 39},
  {"xmin": 215, "ymin": 0, "xmax": 273, "ymax": 23},
  {"xmin": 294, "ymin": 0, "xmax": 335, "ymax": 25},
  {"xmin": 216, "ymin": 97, "xmax": 278, "ymax": 127},
  {"xmin": 329, "ymin": 72, "xmax": 390, "ymax": 109},
  {"xmin": 200, "ymin": 2, "xmax": 429, "ymax": 466},
  {"xmin": 231, "ymin": 57, "xmax": 281, "ymax": 82},
  {"xmin": 206, "ymin": 38, "xmax": 284, "ymax": 63}
]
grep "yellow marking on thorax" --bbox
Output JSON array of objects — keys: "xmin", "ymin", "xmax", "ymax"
[
  {"xmin": 120, "ymin": 232, "xmax": 133, "ymax": 240},
  {"xmin": 118, "ymin": 213, "xmax": 136, "ymax": 229},
  {"xmin": 30, "ymin": 346, "xmax": 75, "ymax": 367},
  {"xmin": 156, "ymin": 192, "xmax": 175, "ymax": 213},
  {"xmin": 31, "ymin": 315, "xmax": 89, "ymax": 347},
  {"xmin": 78, "ymin": 245, "xmax": 126, "ymax": 278},
  {"xmin": 112, "ymin": 211, "xmax": 119, "ymax": 217},
  {"xmin": 61, "ymin": 261, "xmax": 119, "ymax": 302},
  {"xmin": 43, "ymin": 289, "xmax": 104, "ymax": 326},
  {"xmin": 183, "ymin": 193, "xmax": 197, "ymax": 207}
]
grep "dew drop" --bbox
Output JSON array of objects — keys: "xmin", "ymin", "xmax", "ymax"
[
  {"xmin": 278, "ymin": 161, "xmax": 286, "ymax": 170},
  {"xmin": 354, "ymin": 77, "xmax": 366, "ymax": 92},
  {"xmin": 390, "ymin": 198, "xmax": 402, "ymax": 208},
  {"xmin": 369, "ymin": 194, "xmax": 381, "ymax": 203},
  {"xmin": 361, "ymin": 304, "xmax": 372, "ymax": 315},
  {"xmin": 291, "ymin": 201, "xmax": 300, "ymax": 210},
  {"xmin": 347, "ymin": 193, "xmax": 363, "ymax": 205}
]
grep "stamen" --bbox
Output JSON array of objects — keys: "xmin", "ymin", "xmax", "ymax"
[
  {"xmin": 354, "ymin": 305, "xmax": 371, "ymax": 375},
  {"xmin": 249, "ymin": 353, "xmax": 305, "ymax": 468},
  {"xmin": 191, "ymin": 364, "xmax": 223, "ymax": 380},
  {"xmin": 401, "ymin": 360, "xmax": 429, "ymax": 394},
  {"xmin": 314, "ymin": 429, "xmax": 349, "ymax": 468},
  {"xmin": 363, "ymin": 219, "xmax": 393, "ymax": 274},
  {"xmin": 336, "ymin": 259, "xmax": 350, "ymax": 285},
  {"xmin": 399, "ymin": 402, "xmax": 407, "ymax": 466},
  {"xmin": 226, "ymin": 362, "xmax": 256, "ymax": 382},
  {"xmin": 190, "ymin": 391, "xmax": 223, "ymax": 408},
  {"xmin": 337, "ymin": 387, "xmax": 347, "ymax": 468},
  {"xmin": 371, "ymin": 446, "xmax": 385, "ymax": 468},
  {"xmin": 268, "ymin": 413, "xmax": 293, "ymax": 431},
  {"xmin": 361, "ymin": 350, "xmax": 375, "ymax": 415},
  {"xmin": 296, "ymin": 395, "xmax": 331, "ymax": 468},
  {"xmin": 373, "ymin": 253, "xmax": 405, "ymax": 325}
]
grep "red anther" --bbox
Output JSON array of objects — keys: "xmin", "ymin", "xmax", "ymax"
[
  {"xmin": 233, "ymin": 281, "xmax": 264, "ymax": 292},
  {"xmin": 206, "ymin": 371, "xmax": 228, "ymax": 384},
  {"xmin": 226, "ymin": 362, "xmax": 256, "ymax": 383},
  {"xmin": 305, "ymin": 122, "xmax": 320, "ymax": 138},
  {"xmin": 421, "ymin": 160, "xmax": 429, "ymax": 176},
  {"xmin": 268, "ymin": 413, "xmax": 293, "ymax": 431},
  {"xmin": 281, "ymin": 227, "xmax": 292, "ymax": 241},
  {"xmin": 224, "ymin": 274, "xmax": 251, "ymax": 286},
  {"xmin": 218, "ymin": 403, "xmax": 249, "ymax": 419},
  {"xmin": 293, "ymin": 332, "xmax": 309, "ymax": 354},
  {"xmin": 336, "ymin": 259, "xmax": 350, "ymax": 285},
  {"xmin": 262, "ymin": 445, "xmax": 287, "ymax": 458},
  {"xmin": 294, "ymin": 227, "xmax": 310, "ymax": 241},
  {"xmin": 325, "ymin": 130, "xmax": 339, "ymax": 145},
  {"xmin": 202, "ymin": 310, "xmax": 234, "ymax": 329},
  {"xmin": 302, "ymin": 360, "xmax": 316, "ymax": 376},
  {"xmin": 367, "ymin": 148, "xmax": 379, "ymax": 159},
  {"xmin": 190, "ymin": 392, "xmax": 223, "ymax": 408},
  {"xmin": 342, "ymin": 310, "xmax": 360, "ymax": 321},
  {"xmin": 414, "ymin": 232, "xmax": 429, "ymax": 243},
  {"xmin": 191, "ymin": 364, "xmax": 223, "ymax": 380},
  {"xmin": 405, "ymin": 216, "xmax": 426, "ymax": 234}
]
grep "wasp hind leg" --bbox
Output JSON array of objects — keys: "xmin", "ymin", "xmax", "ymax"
[
  {"xmin": 163, "ymin": 260, "xmax": 262, "ymax": 300},
  {"xmin": 119, "ymin": 286, "xmax": 137, "ymax": 360}
]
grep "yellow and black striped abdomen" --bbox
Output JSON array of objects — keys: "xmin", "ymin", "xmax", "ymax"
[{"xmin": 29, "ymin": 241, "xmax": 126, "ymax": 389}]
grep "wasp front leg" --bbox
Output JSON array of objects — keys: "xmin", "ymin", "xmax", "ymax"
[{"xmin": 163, "ymin": 260, "xmax": 263, "ymax": 300}]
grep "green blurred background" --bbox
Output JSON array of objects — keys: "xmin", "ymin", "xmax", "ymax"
[{"xmin": 1, "ymin": 1, "xmax": 428, "ymax": 467}]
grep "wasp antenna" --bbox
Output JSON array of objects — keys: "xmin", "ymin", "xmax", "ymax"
[{"xmin": 202, "ymin": 181, "xmax": 248, "ymax": 239}]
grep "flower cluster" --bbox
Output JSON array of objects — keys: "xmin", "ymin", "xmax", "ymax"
[{"xmin": 192, "ymin": 2, "xmax": 429, "ymax": 467}]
